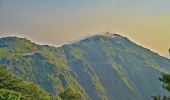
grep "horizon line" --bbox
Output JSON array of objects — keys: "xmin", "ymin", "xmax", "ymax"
[{"xmin": 0, "ymin": 32, "xmax": 169, "ymax": 59}]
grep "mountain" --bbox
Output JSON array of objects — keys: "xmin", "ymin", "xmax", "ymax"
[{"xmin": 0, "ymin": 33, "xmax": 170, "ymax": 100}]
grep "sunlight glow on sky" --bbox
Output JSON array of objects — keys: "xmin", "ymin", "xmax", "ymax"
[{"xmin": 0, "ymin": 0, "xmax": 170, "ymax": 56}]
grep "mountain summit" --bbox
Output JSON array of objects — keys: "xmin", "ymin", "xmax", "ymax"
[{"xmin": 0, "ymin": 33, "xmax": 170, "ymax": 100}]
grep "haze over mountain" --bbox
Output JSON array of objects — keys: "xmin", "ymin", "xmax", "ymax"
[{"xmin": 0, "ymin": 32, "xmax": 170, "ymax": 100}]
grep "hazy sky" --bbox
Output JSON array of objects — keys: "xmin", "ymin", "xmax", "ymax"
[{"xmin": 0, "ymin": 0, "xmax": 170, "ymax": 57}]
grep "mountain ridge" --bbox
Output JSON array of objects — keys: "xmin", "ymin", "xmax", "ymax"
[{"xmin": 0, "ymin": 32, "xmax": 166, "ymax": 60}]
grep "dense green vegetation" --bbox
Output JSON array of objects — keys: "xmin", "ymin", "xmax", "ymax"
[{"xmin": 0, "ymin": 89, "xmax": 21, "ymax": 100}]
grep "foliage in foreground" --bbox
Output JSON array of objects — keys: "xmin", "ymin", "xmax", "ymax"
[{"xmin": 0, "ymin": 89, "xmax": 21, "ymax": 100}]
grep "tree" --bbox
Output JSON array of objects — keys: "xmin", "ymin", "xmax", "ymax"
[
  {"xmin": 0, "ymin": 89, "xmax": 21, "ymax": 100},
  {"xmin": 153, "ymin": 73, "xmax": 170, "ymax": 100}
]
